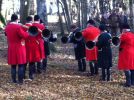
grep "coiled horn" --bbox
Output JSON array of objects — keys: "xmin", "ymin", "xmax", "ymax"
[
  {"xmin": 61, "ymin": 36, "xmax": 68, "ymax": 44},
  {"xmin": 28, "ymin": 26, "xmax": 38, "ymax": 36},
  {"xmin": 86, "ymin": 41, "xmax": 96, "ymax": 49},
  {"xmin": 74, "ymin": 32, "xmax": 83, "ymax": 41},
  {"xmin": 112, "ymin": 36, "xmax": 120, "ymax": 46},
  {"xmin": 42, "ymin": 29, "xmax": 51, "ymax": 39}
]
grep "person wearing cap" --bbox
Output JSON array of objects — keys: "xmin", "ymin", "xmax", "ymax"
[
  {"xmin": 96, "ymin": 24, "xmax": 112, "ymax": 81},
  {"xmin": 5, "ymin": 14, "xmax": 29, "ymax": 84},
  {"xmin": 68, "ymin": 24, "xmax": 86, "ymax": 72},
  {"xmin": 32, "ymin": 15, "xmax": 46, "ymax": 74},
  {"xmin": 118, "ymin": 24, "xmax": 134, "ymax": 87},
  {"xmin": 82, "ymin": 19, "xmax": 100, "ymax": 76}
]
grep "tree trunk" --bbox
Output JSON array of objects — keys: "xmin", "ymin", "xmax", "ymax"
[
  {"xmin": 57, "ymin": 0, "xmax": 64, "ymax": 36},
  {"xmin": 20, "ymin": 0, "xmax": 30, "ymax": 24},
  {"xmin": 59, "ymin": 1, "xmax": 69, "ymax": 33},
  {"xmin": 113, "ymin": 0, "xmax": 116, "ymax": 8},
  {"xmin": 81, "ymin": 0, "xmax": 87, "ymax": 29},
  {"xmin": 61, "ymin": 0, "xmax": 71, "ymax": 31},
  {"xmin": 36, "ymin": 0, "xmax": 47, "ymax": 25},
  {"xmin": 28, "ymin": 0, "xmax": 35, "ymax": 15},
  {"xmin": 129, "ymin": 0, "xmax": 134, "ymax": 28},
  {"xmin": 74, "ymin": 0, "xmax": 81, "ymax": 28},
  {"xmin": 0, "ymin": 0, "xmax": 3, "ymax": 13},
  {"xmin": 99, "ymin": 0, "xmax": 104, "ymax": 14}
]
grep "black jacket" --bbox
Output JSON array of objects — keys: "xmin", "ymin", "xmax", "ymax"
[
  {"xmin": 96, "ymin": 32, "xmax": 112, "ymax": 69},
  {"xmin": 68, "ymin": 28, "xmax": 86, "ymax": 60}
]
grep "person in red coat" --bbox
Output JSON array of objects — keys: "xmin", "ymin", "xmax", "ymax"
[
  {"xmin": 23, "ymin": 16, "xmax": 42, "ymax": 80},
  {"xmin": 5, "ymin": 14, "xmax": 29, "ymax": 84},
  {"xmin": 82, "ymin": 19, "xmax": 100, "ymax": 76},
  {"xmin": 118, "ymin": 24, "xmax": 134, "ymax": 87},
  {"xmin": 32, "ymin": 15, "xmax": 46, "ymax": 74}
]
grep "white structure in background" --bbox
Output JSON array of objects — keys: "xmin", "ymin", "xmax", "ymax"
[
  {"xmin": 1, "ymin": 0, "xmax": 64, "ymax": 23},
  {"xmin": 2, "ymin": 0, "xmax": 20, "ymax": 20}
]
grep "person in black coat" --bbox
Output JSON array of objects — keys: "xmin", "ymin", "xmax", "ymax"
[
  {"xmin": 42, "ymin": 29, "xmax": 57, "ymax": 72},
  {"xmin": 96, "ymin": 24, "xmax": 112, "ymax": 81},
  {"xmin": 68, "ymin": 24, "xmax": 86, "ymax": 72}
]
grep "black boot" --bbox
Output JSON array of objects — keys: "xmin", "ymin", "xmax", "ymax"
[
  {"xmin": 89, "ymin": 62, "xmax": 94, "ymax": 76},
  {"xmin": 101, "ymin": 68, "xmax": 106, "ymax": 81},
  {"xmin": 82, "ymin": 58, "xmax": 86, "ymax": 72},
  {"xmin": 107, "ymin": 68, "xmax": 110, "ymax": 81},
  {"xmin": 37, "ymin": 62, "xmax": 42, "ymax": 74},
  {"xmin": 94, "ymin": 62, "xmax": 98, "ymax": 75},
  {"xmin": 78, "ymin": 60, "xmax": 83, "ymax": 72}
]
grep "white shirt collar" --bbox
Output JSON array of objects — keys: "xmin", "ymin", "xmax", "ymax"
[
  {"xmin": 34, "ymin": 21, "xmax": 40, "ymax": 23},
  {"xmin": 10, "ymin": 22, "xmax": 18, "ymax": 24}
]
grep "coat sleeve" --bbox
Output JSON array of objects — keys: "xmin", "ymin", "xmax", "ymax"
[
  {"xmin": 96, "ymin": 35, "xmax": 104, "ymax": 48},
  {"xmin": 17, "ymin": 27, "xmax": 29, "ymax": 39},
  {"xmin": 120, "ymin": 33, "xmax": 128, "ymax": 43},
  {"xmin": 96, "ymin": 34, "xmax": 111, "ymax": 48},
  {"xmin": 82, "ymin": 29, "xmax": 87, "ymax": 40}
]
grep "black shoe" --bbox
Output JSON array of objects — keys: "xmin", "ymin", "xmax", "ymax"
[
  {"xmin": 99, "ymin": 78, "xmax": 106, "ymax": 81},
  {"xmin": 87, "ymin": 73, "xmax": 94, "ymax": 76},
  {"xmin": 37, "ymin": 70, "xmax": 42, "ymax": 74},
  {"xmin": 12, "ymin": 80, "xmax": 17, "ymax": 83},
  {"xmin": 123, "ymin": 84, "xmax": 131, "ymax": 87},
  {"xmin": 18, "ymin": 81, "xmax": 23, "ymax": 85},
  {"xmin": 29, "ymin": 76, "xmax": 34, "ymax": 80},
  {"xmin": 120, "ymin": 83, "xmax": 131, "ymax": 87},
  {"xmin": 94, "ymin": 72, "xmax": 98, "ymax": 75}
]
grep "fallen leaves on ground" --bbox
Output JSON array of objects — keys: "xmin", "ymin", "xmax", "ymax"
[{"xmin": 0, "ymin": 36, "xmax": 134, "ymax": 100}]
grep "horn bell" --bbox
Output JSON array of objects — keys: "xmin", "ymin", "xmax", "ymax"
[
  {"xmin": 86, "ymin": 41, "xmax": 96, "ymax": 49},
  {"xmin": 28, "ymin": 26, "xmax": 38, "ymax": 36},
  {"xmin": 75, "ymin": 32, "xmax": 83, "ymax": 41},
  {"xmin": 112, "ymin": 36, "xmax": 120, "ymax": 46},
  {"xmin": 61, "ymin": 36, "xmax": 68, "ymax": 44},
  {"xmin": 42, "ymin": 29, "xmax": 51, "ymax": 39}
]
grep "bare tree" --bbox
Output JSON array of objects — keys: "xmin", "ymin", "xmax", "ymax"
[
  {"xmin": 81, "ymin": 0, "xmax": 87, "ymax": 28},
  {"xmin": 28, "ymin": 0, "xmax": 35, "ymax": 15},
  {"xmin": 0, "ymin": 0, "xmax": 3, "ymax": 13},
  {"xmin": 36, "ymin": 0, "xmax": 47, "ymax": 25},
  {"xmin": 61, "ymin": 0, "xmax": 71, "ymax": 31},
  {"xmin": 129, "ymin": 0, "xmax": 134, "ymax": 28},
  {"xmin": 57, "ymin": 0, "xmax": 65, "ymax": 35},
  {"xmin": 20, "ymin": 0, "xmax": 30, "ymax": 23}
]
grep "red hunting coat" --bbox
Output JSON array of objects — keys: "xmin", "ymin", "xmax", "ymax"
[
  {"xmin": 23, "ymin": 23, "xmax": 41, "ymax": 63},
  {"xmin": 32, "ymin": 22, "xmax": 45, "ymax": 59},
  {"xmin": 5, "ymin": 22, "xmax": 29, "ymax": 65},
  {"xmin": 82, "ymin": 25, "xmax": 100, "ymax": 61},
  {"xmin": 118, "ymin": 31, "xmax": 134, "ymax": 70}
]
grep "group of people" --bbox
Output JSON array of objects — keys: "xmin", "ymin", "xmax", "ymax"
[
  {"xmin": 67, "ymin": 20, "xmax": 111, "ymax": 81},
  {"xmin": 67, "ymin": 19, "xmax": 134, "ymax": 87},
  {"xmin": 5, "ymin": 14, "xmax": 53, "ymax": 84},
  {"xmin": 4, "ymin": 13, "xmax": 134, "ymax": 87}
]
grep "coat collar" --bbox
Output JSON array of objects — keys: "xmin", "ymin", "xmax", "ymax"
[
  {"xmin": 34, "ymin": 21, "xmax": 40, "ymax": 23},
  {"xmin": 10, "ymin": 22, "xmax": 18, "ymax": 24}
]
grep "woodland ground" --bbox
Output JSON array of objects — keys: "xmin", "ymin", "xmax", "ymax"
[{"xmin": 0, "ymin": 33, "xmax": 134, "ymax": 100}]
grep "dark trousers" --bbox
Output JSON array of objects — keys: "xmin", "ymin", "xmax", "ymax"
[
  {"xmin": 23, "ymin": 63, "xmax": 27, "ymax": 79},
  {"xmin": 36, "ymin": 61, "xmax": 42, "ymax": 74},
  {"xmin": 89, "ymin": 61, "xmax": 98, "ymax": 75},
  {"xmin": 29, "ymin": 62, "xmax": 35, "ymax": 79},
  {"xmin": 11, "ymin": 64, "xmax": 24, "ymax": 83},
  {"xmin": 78, "ymin": 58, "xmax": 86, "ymax": 72},
  {"xmin": 101, "ymin": 68, "xmax": 110, "ymax": 81},
  {"xmin": 42, "ymin": 58, "xmax": 47, "ymax": 72},
  {"xmin": 124, "ymin": 70, "xmax": 134, "ymax": 86}
]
